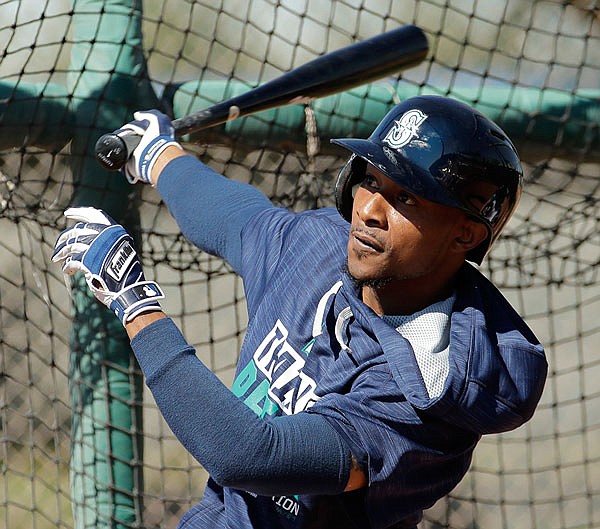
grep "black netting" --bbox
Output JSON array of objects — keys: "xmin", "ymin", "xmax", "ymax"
[{"xmin": 1, "ymin": 2, "xmax": 598, "ymax": 529}]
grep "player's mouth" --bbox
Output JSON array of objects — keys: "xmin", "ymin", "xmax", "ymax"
[{"xmin": 350, "ymin": 228, "xmax": 384, "ymax": 253}]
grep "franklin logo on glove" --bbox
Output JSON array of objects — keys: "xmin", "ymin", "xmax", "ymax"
[{"xmin": 107, "ymin": 241, "xmax": 135, "ymax": 281}]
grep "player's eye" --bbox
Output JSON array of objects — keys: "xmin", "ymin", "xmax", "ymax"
[
  {"xmin": 361, "ymin": 173, "xmax": 379, "ymax": 189},
  {"xmin": 361, "ymin": 173, "xmax": 416, "ymax": 207},
  {"xmin": 395, "ymin": 191, "xmax": 417, "ymax": 206}
]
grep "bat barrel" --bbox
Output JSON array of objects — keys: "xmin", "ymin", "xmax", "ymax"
[
  {"xmin": 172, "ymin": 25, "xmax": 428, "ymax": 136},
  {"xmin": 95, "ymin": 25, "xmax": 429, "ymax": 170}
]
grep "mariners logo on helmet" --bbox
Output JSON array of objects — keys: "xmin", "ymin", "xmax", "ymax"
[{"xmin": 383, "ymin": 109, "xmax": 427, "ymax": 149}]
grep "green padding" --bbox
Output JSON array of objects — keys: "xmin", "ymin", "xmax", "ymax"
[
  {"xmin": 170, "ymin": 80, "xmax": 599, "ymax": 157},
  {"xmin": 0, "ymin": 80, "xmax": 72, "ymax": 149},
  {"xmin": 68, "ymin": 0, "xmax": 158, "ymax": 216},
  {"xmin": 67, "ymin": 1, "xmax": 158, "ymax": 528},
  {"xmin": 421, "ymin": 86, "xmax": 600, "ymax": 157},
  {"xmin": 69, "ymin": 276, "xmax": 143, "ymax": 529}
]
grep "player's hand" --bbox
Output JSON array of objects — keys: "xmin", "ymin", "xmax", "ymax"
[
  {"xmin": 52, "ymin": 207, "xmax": 164, "ymax": 325},
  {"xmin": 113, "ymin": 110, "xmax": 181, "ymax": 185}
]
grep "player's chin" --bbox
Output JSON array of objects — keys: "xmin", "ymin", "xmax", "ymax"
[{"xmin": 346, "ymin": 253, "xmax": 391, "ymax": 286}]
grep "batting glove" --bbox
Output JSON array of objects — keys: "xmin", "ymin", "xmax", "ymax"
[
  {"xmin": 52, "ymin": 207, "xmax": 164, "ymax": 325},
  {"xmin": 113, "ymin": 110, "xmax": 180, "ymax": 185}
]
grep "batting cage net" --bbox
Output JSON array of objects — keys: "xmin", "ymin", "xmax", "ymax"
[{"xmin": 1, "ymin": 1, "xmax": 598, "ymax": 528}]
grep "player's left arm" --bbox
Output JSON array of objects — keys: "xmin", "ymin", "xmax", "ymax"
[
  {"xmin": 125, "ymin": 312, "xmax": 368, "ymax": 492},
  {"xmin": 346, "ymin": 454, "xmax": 368, "ymax": 491},
  {"xmin": 109, "ymin": 111, "xmax": 274, "ymax": 274}
]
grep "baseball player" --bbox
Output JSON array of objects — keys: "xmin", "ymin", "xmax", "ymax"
[{"xmin": 53, "ymin": 95, "xmax": 548, "ymax": 529}]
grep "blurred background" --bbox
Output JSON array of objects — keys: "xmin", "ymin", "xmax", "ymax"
[{"xmin": 0, "ymin": 1, "xmax": 599, "ymax": 528}]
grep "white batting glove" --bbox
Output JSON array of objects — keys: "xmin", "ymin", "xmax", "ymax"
[
  {"xmin": 52, "ymin": 207, "xmax": 164, "ymax": 325},
  {"xmin": 113, "ymin": 110, "xmax": 181, "ymax": 185}
]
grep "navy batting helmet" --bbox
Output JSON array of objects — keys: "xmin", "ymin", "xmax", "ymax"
[{"xmin": 331, "ymin": 95, "xmax": 523, "ymax": 264}]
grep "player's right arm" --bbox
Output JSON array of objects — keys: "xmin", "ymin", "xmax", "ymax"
[
  {"xmin": 112, "ymin": 111, "xmax": 274, "ymax": 274},
  {"xmin": 105, "ymin": 112, "xmax": 370, "ymax": 492}
]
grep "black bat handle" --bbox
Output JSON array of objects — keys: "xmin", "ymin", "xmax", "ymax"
[
  {"xmin": 95, "ymin": 25, "xmax": 428, "ymax": 171},
  {"xmin": 95, "ymin": 130, "xmax": 142, "ymax": 171},
  {"xmin": 95, "ymin": 105, "xmax": 235, "ymax": 170}
]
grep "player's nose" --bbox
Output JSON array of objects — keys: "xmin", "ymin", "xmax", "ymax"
[{"xmin": 355, "ymin": 187, "xmax": 389, "ymax": 229}]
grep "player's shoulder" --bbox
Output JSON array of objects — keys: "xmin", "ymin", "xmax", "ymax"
[
  {"xmin": 254, "ymin": 205, "xmax": 349, "ymax": 237},
  {"xmin": 294, "ymin": 206, "xmax": 350, "ymax": 231},
  {"xmin": 242, "ymin": 206, "xmax": 349, "ymax": 265}
]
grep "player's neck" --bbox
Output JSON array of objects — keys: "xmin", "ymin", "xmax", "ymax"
[{"xmin": 361, "ymin": 271, "xmax": 459, "ymax": 316}]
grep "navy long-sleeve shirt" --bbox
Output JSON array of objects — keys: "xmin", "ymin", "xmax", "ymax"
[{"xmin": 130, "ymin": 154, "xmax": 547, "ymax": 529}]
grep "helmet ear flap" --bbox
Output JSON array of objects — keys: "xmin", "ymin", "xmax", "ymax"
[{"xmin": 335, "ymin": 155, "xmax": 367, "ymax": 222}]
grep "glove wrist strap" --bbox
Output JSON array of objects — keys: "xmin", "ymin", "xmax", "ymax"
[
  {"xmin": 139, "ymin": 136, "xmax": 180, "ymax": 184},
  {"xmin": 110, "ymin": 281, "xmax": 165, "ymax": 324}
]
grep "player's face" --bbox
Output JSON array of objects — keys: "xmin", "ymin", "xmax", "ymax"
[{"xmin": 347, "ymin": 165, "xmax": 470, "ymax": 287}]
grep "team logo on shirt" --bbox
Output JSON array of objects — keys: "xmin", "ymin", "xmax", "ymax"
[
  {"xmin": 231, "ymin": 285, "xmax": 343, "ymax": 522},
  {"xmin": 383, "ymin": 108, "xmax": 427, "ymax": 149},
  {"xmin": 232, "ymin": 320, "xmax": 319, "ymax": 417}
]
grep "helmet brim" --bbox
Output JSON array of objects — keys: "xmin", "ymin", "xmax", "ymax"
[{"xmin": 331, "ymin": 137, "xmax": 465, "ymax": 210}]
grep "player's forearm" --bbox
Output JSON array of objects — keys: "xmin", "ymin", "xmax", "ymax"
[
  {"xmin": 129, "ymin": 316, "xmax": 352, "ymax": 496},
  {"xmin": 152, "ymin": 149, "xmax": 273, "ymax": 274}
]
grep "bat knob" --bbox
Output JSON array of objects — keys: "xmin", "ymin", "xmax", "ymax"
[{"xmin": 95, "ymin": 131, "xmax": 139, "ymax": 171}]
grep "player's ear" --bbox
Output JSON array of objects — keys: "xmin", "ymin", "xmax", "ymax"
[{"xmin": 453, "ymin": 218, "xmax": 488, "ymax": 254}]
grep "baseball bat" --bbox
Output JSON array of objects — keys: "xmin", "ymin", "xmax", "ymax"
[{"xmin": 95, "ymin": 25, "xmax": 428, "ymax": 171}]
